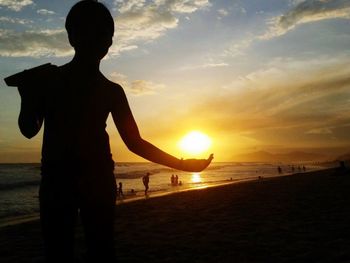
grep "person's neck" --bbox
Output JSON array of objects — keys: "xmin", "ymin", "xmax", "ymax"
[{"xmin": 70, "ymin": 55, "xmax": 101, "ymax": 75}]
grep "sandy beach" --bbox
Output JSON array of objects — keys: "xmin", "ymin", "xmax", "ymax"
[{"xmin": 1, "ymin": 167, "xmax": 350, "ymax": 262}]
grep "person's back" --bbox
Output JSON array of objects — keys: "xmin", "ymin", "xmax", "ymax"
[
  {"xmin": 41, "ymin": 64, "xmax": 116, "ymax": 171},
  {"xmin": 11, "ymin": 1, "xmax": 213, "ymax": 262},
  {"xmin": 34, "ymin": 2, "xmax": 118, "ymax": 262}
]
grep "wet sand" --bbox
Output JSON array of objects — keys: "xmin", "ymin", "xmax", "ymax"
[{"xmin": 1, "ymin": 167, "xmax": 350, "ymax": 262}]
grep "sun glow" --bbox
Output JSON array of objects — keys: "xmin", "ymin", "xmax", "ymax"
[
  {"xmin": 191, "ymin": 173, "xmax": 202, "ymax": 183},
  {"xmin": 178, "ymin": 131, "xmax": 212, "ymax": 155}
]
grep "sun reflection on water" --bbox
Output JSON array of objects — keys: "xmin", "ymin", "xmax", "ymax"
[{"xmin": 191, "ymin": 173, "xmax": 202, "ymax": 183}]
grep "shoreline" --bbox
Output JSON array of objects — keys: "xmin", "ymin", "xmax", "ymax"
[
  {"xmin": 114, "ymin": 166, "xmax": 350, "ymax": 263},
  {"xmin": 1, "ymin": 167, "xmax": 349, "ymax": 262},
  {"xmin": 0, "ymin": 178, "xmax": 250, "ymax": 228},
  {"xmin": 0, "ymin": 167, "xmax": 327, "ymax": 228}
]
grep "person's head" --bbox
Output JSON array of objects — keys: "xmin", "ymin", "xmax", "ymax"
[{"xmin": 65, "ymin": 0, "xmax": 114, "ymax": 61}]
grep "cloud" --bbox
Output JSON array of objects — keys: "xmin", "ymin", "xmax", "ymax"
[
  {"xmin": 225, "ymin": 0, "xmax": 350, "ymax": 58},
  {"xmin": 113, "ymin": 7, "xmax": 178, "ymax": 54},
  {"xmin": 306, "ymin": 127, "xmax": 333, "ymax": 134},
  {"xmin": 0, "ymin": 0, "xmax": 209, "ymax": 58},
  {"xmin": 37, "ymin": 9, "xmax": 55, "ymax": 15},
  {"xmin": 129, "ymin": 80, "xmax": 165, "ymax": 95},
  {"xmin": 181, "ymin": 62, "xmax": 229, "ymax": 70},
  {"xmin": 224, "ymin": 36, "xmax": 254, "ymax": 57},
  {"xmin": 110, "ymin": 0, "xmax": 210, "ymax": 55},
  {"xmin": 114, "ymin": 0, "xmax": 146, "ymax": 13},
  {"xmin": 109, "ymin": 72, "xmax": 165, "ymax": 95},
  {"xmin": 109, "ymin": 72, "xmax": 129, "ymax": 88},
  {"xmin": 0, "ymin": 16, "xmax": 32, "ymax": 25},
  {"xmin": 217, "ymin": 8, "xmax": 229, "ymax": 18},
  {"xmin": 184, "ymin": 56, "xmax": 350, "ymax": 147},
  {"xmin": 0, "ymin": 29, "xmax": 72, "ymax": 57},
  {"xmin": 155, "ymin": 0, "xmax": 211, "ymax": 13},
  {"xmin": 261, "ymin": 0, "xmax": 350, "ymax": 39},
  {"xmin": 0, "ymin": 0, "xmax": 33, "ymax": 11},
  {"xmin": 202, "ymin": 62, "xmax": 229, "ymax": 68}
]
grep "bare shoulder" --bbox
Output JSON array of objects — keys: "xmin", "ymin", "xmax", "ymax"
[{"xmin": 100, "ymin": 75, "xmax": 127, "ymax": 101}]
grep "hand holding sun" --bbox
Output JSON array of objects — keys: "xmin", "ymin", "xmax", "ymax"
[
  {"xmin": 178, "ymin": 131, "xmax": 214, "ymax": 172},
  {"xmin": 180, "ymin": 153, "xmax": 214, "ymax": 172}
]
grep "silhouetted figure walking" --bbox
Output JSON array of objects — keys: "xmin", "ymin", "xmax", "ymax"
[
  {"xmin": 143, "ymin": 173, "xmax": 150, "ymax": 194},
  {"xmin": 118, "ymin": 182, "xmax": 124, "ymax": 198},
  {"xmin": 7, "ymin": 1, "xmax": 213, "ymax": 262}
]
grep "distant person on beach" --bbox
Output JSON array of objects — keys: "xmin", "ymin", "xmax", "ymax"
[
  {"xmin": 143, "ymin": 173, "xmax": 150, "ymax": 194},
  {"xmin": 277, "ymin": 166, "xmax": 282, "ymax": 174},
  {"xmin": 118, "ymin": 182, "xmax": 124, "ymax": 198},
  {"xmin": 171, "ymin": 174, "xmax": 175, "ymax": 185},
  {"xmin": 11, "ymin": 0, "xmax": 213, "ymax": 262},
  {"xmin": 175, "ymin": 174, "xmax": 179, "ymax": 185}
]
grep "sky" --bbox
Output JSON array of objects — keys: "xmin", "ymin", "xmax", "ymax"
[{"xmin": 0, "ymin": 0, "xmax": 350, "ymax": 163}]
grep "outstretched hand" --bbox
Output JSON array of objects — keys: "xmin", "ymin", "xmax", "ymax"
[{"xmin": 180, "ymin": 154, "xmax": 214, "ymax": 172}]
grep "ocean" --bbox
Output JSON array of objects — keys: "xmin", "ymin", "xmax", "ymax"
[{"xmin": 0, "ymin": 162, "xmax": 322, "ymax": 221}]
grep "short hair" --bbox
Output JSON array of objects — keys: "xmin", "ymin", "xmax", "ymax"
[{"xmin": 65, "ymin": 0, "xmax": 114, "ymax": 37}]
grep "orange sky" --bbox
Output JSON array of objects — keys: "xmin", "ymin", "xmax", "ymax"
[{"xmin": 1, "ymin": 0, "xmax": 350, "ymax": 162}]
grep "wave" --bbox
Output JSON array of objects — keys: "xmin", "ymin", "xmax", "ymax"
[
  {"xmin": 115, "ymin": 169, "xmax": 162, "ymax": 179},
  {"xmin": 0, "ymin": 180, "xmax": 40, "ymax": 190}
]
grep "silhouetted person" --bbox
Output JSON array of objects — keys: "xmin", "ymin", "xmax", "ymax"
[
  {"xmin": 118, "ymin": 182, "xmax": 124, "ymax": 198},
  {"xmin": 143, "ymin": 173, "xmax": 150, "ymax": 194},
  {"xmin": 175, "ymin": 174, "xmax": 179, "ymax": 185},
  {"xmin": 277, "ymin": 166, "xmax": 282, "ymax": 174},
  {"xmin": 10, "ymin": 1, "xmax": 213, "ymax": 262},
  {"xmin": 171, "ymin": 174, "xmax": 175, "ymax": 185}
]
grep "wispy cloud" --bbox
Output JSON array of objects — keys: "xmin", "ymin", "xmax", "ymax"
[
  {"xmin": 109, "ymin": 72, "xmax": 165, "ymax": 95},
  {"xmin": 261, "ymin": 0, "xmax": 350, "ymax": 39},
  {"xmin": 0, "ymin": 16, "xmax": 32, "ymax": 25},
  {"xmin": 225, "ymin": 0, "xmax": 350, "ymax": 58},
  {"xmin": 224, "ymin": 36, "xmax": 254, "ymax": 57},
  {"xmin": 217, "ymin": 8, "xmax": 229, "ymax": 19},
  {"xmin": 306, "ymin": 127, "xmax": 333, "ymax": 134},
  {"xmin": 0, "ymin": 0, "xmax": 33, "ymax": 12},
  {"xmin": 154, "ymin": 0, "xmax": 211, "ymax": 13},
  {"xmin": 36, "ymin": 9, "xmax": 55, "ymax": 15},
  {"xmin": 0, "ymin": 29, "xmax": 72, "ymax": 57},
  {"xmin": 112, "ymin": 7, "xmax": 178, "ymax": 55},
  {"xmin": 181, "ymin": 62, "xmax": 229, "ymax": 70},
  {"xmin": 0, "ymin": 0, "xmax": 210, "ymax": 58},
  {"xmin": 185, "ymin": 56, "xmax": 350, "ymax": 146},
  {"xmin": 110, "ymin": 0, "xmax": 210, "ymax": 55},
  {"xmin": 129, "ymin": 80, "xmax": 165, "ymax": 95}
]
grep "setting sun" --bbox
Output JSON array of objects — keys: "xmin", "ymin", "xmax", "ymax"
[{"xmin": 178, "ymin": 131, "xmax": 212, "ymax": 155}]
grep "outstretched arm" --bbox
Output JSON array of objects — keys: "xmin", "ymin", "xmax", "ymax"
[{"xmin": 111, "ymin": 85, "xmax": 213, "ymax": 172}]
